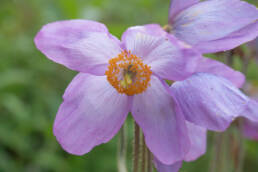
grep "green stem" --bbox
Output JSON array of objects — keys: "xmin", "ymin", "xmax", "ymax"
[
  {"xmin": 133, "ymin": 121, "xmax": 140, "ymax": 172},
  {"xmin": 209, "ymin": 133, "xmax": 223, "ymax": 172},
  {"xmin": 117, "ymin": 125, "xmax": 127, "ymax": 172},
  {"xmin": 235, "ymin": 119, "xmax": 245, "ymax": 172},
  {"xmin": 235, "ymin": 54, "xmax": 250, "ymax": 172},
  {"xmin": 147, "ymin": 148, "xmax": 153, "ymax": 172},
  {"xmin": 141, "ymin": 132, "xmax": 146, "ymax": 172},
  {"xmin": 225, "ymin": 51, "xmax": 234, "ymax": 66}
]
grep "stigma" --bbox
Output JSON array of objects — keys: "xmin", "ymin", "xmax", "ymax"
[{"xmin": 105, "ymin": 51, "xmax": 152, "ymax": 96}]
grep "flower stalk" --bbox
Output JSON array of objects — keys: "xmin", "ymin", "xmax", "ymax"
[
  {"xmin": 234, "ymin": 53, "xmax": 251, "ymax": 172},
  {"xmin": 141, "ymin": 132, "xmax": 146, "ymax": 172},
  {"xmin": 133, "ymin": 121, "xmax": 140, "ymax": 172},
  {"xmin": 117, "ymin": 124, "xmax": 128, "ymax": 172},
  {"xmin": 140, "ymin": 124, "xmax": 153, "ymax": 172},
  {"xmin": 147, "ymin": 148, "xmax": 153, "ymax": 172},
  {"xmin": 235, "ymin": 119, "xmax": 245, "ymax": 172}
]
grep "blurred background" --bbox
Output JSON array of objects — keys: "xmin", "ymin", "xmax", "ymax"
[{"xmin": 0, "ymin": 0, "xmax": 257, "ymax": 171}]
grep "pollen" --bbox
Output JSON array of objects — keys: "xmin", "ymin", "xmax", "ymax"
[{"xmin": 105, "ymin": 50, "xmax": 152, "ymax": 96}]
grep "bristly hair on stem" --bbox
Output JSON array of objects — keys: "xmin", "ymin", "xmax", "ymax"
[
  {"xmin": 141, "ymin": 132, "xmax": 146, "ymax": 172},
  {"xmin": 234, "ymin": 50, "xmax": 251, "ymax": 172},
  {"xmin": 133, "ymin": 121, "xmax": 140, "ymax": 172},
  {"xmin": 147, "ymin": 148, "xmax": 153, "ymax": 172},
  {"xmin": 117, "ymin": 124, "xmax": 128, "ymax": 172}
]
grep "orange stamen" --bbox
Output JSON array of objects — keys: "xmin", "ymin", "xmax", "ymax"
[{"xmin": 105, "ymin": 50, "xmax": 152, "ymax": 96}]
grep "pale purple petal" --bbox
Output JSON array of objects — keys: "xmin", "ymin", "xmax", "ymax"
[
  {"xmin": 34, "ymin": 20, "xmax": 122, "ymax": 75},
  {"xmin": 243, "ymin": 119, "xmax": 258, "ymax": 140},
  {"xmin": 242, "ymin": 99, "xmax": 258, "ymax": 140},
  {"xmin": 54, "ymin": 73, "xmax": 130, "ymax": 155},
  {"xmin": 241, "ymin": 100, "xmax": 258, "ymax": 124},
  {"xmin": 184, "ymin": 122, "xmax": 207, "ymax": 162},
  {"xmin": 169, "ymin": 0, "xmax": 199, "ymax": 22},
  {"xmin": 247, "ymin": 37, "xmax": 258, "ymax": 54},
  {"xmin": 194, "ymin": 22, "xmax": 258, "ymax": 53},
  {"xmin": 122, "ymin": 30, "xmax": 201, "ymax": 81},
  {"xmin": 153, "ymin": 122, "xmax": 206, "ymax": 172},
  {"xmin": 121, "ymin": 24, "xmax": 167, "ymax": 38},
  {"xmin": 154, "ymin": 158, "xmax": 182, "ymax": 172},
  {"xmin": 172, "ymin": 0, "xmax": 258, "ymax": 53},
  {"xmin": 196, "ymin": 57, "xmax": 245, "ymax": 88},
  {"xmin": 171, "ymin": 73, "xmax": 258, "ymax": 131},
  {"xmin": 131, "ymin": 76, "xmax": 190, "ymax": 164}
]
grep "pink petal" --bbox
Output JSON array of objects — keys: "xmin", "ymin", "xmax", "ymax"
[
  {"xmin": 242, "ymin": 99, "xmax": 258, "ymax": 140},
  {"xmin": 169, "ymin": 0, "xmax": 199, "ymax": 22},
  {"xmin": 172, "ymin": 0, "xmax": 258, "ymax": 53},
  {"xmin": 194, "ymin": 21, "xmax": 258, "ymax": 53},
  {"xmin": 122, "ymin": 29, "xmax": 201, "ymax": 81},
  {"xmin": 242, "ymin": 100, "xmax": 258, "ymax": 125},
  {"xmin": 54, "ymin": 73, "xmax": 130, "ymax": 155},
  {"xmin": 171, "ymin": 73, "xmax": 258, "ymax": 131},
  {"xmin": 184, "ymin": 121, "xmax": 207, "ymax": 162},
  {"xmin": 131, "ymin": 76, "xmax": 190, "ymax": 164},
  {"xmin": 196, "ymin": 58, "xmax": 245, "ymax": 88},
  {"xmin": 154, "ymin": 159, "xmax": 182, "ymax": 172},
  {"xmin": 121, "ymin": 24, "xmax": 167, "ymax": 38},
  {"xmin": 153, "ymin": 122, "xmax": 206, "ymax": 172},
  {"xmin": 34, "ymin": 20, "xmax": 121, "ymax": 75}
]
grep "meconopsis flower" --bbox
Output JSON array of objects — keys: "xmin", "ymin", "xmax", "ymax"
[
  {"xmin": 165, "ymin": 0, "xmax": 258, "ymax": 54},
  {"xmin": 34, "ymin": 20, "xmax": 258, "ymax": 172},
  {"xmin": 34, "ymin": 19, "xmax": 204, "ymax": 166}
]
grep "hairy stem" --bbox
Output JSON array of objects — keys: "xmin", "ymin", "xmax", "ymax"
[
  {"xmin": 234, "ymin": 54, "xmax": 250, "ymax": 172},
  {"xmin": 133, "ymin": 121, "xmax": 140, "ymax": 172},
  {"xmin": 235, "ymin": 120, "xmax": 245, "ymax": 172},
  {"xmin": 141, "ymin": 132, "xmax": 146, "ymax": 172},
  {"xmin": 147, "ymin": 148, "xmax": 153, "ymax": 172},
  {"xmin": 209, "ymin": 133, "xmax": 223, "ymax": 172},
  {"xmin": 225, "ymin": 51, "xmax": 234, "ymax": 66},
  {"xmin": 117, "ymin": 124, "xmax": 127, "ymax": 172}
]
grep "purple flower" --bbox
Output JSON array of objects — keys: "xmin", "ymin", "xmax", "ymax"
[
  {"xmin": 34, "ymin": 20, "xmax": 258, "ymax": 171},
  {"xmin": 167, "ymin": 0, "xmax": 258, "ymax": 54},
  {"xmin": 34, "ymin": 19, "xmax": 202, "ymax": 165}
]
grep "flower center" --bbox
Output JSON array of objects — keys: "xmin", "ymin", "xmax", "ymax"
[{"xmin": 105, "ymin": 50, "xmax": 152, "ymax": 96}]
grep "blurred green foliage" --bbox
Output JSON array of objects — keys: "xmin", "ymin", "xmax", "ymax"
[{"xmin": 0, "ymin": 0, "xmax": 258, "ymax": 171}]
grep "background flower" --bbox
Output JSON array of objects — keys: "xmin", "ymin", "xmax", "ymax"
[{"xmin": 168, "ymin": 0, "xmax": 258, "ymax": 54}]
